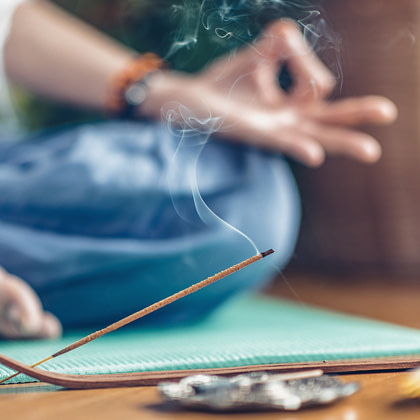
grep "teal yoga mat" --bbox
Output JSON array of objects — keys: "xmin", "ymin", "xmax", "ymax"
[{"xmin": 1, "ymin": 295, "xmax": 420, "ymax": 384}]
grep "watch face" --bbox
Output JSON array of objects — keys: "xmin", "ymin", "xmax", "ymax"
[{"xmin": 125, "ymin": 82, "xmax": 148, "ymax": 107}]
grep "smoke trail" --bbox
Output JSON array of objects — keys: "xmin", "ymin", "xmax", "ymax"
[
  {"xmin": 163, "ymin": 0, "xmax": 342, "ymax": 210},
  {"xmin": 163, "ymin": 102, "xmax": 260, "ymax": 253},
  {"xmin": 164, "ymin": 0, "xmax": 342, "ymax": 88},
  {"xmin": 135, "ymin": 1, "xmax": 345, "ymax": 306},
  {"xmin": 296, "ymin": 10, "xmax": 343, "ymax": 91}
]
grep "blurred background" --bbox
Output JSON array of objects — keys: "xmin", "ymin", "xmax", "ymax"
[{"xmin": 289, "ymin": 0, "xmax": 420, "ymax": 277}]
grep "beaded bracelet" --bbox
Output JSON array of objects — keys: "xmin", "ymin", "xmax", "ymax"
[{"xmin": 105, "ymin": 53, "xmax": 165, "ymax": 119}]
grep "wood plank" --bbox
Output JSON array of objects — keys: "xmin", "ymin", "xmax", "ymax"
[{"xmin": 2, "ymin": 372, "xmax": 420, "ymax": 420}]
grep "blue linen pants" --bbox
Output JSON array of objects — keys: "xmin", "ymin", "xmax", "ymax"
[{"xmin": 0, "ymin": 121, "xmax": 300, "ymax": 328}]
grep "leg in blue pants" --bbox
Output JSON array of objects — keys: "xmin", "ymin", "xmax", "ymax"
[{"xmin": 0, "ymin": 121, "xmax": 301, "ymax": 328}]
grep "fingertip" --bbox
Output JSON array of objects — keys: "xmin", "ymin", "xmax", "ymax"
[
  {"xmin": 361, "ymin": 140, "xmax": 382, "ymax": 163},
  {"xmin": 265, "ymin": 18, "xmax": 300, "ymax": 37},
  {"xmin": 363, "ymin": 96, "xmax": 398, "ymax": 124},
  {"xmin": 302, "ymin": 145, "xmax": 326, "ymax": 167},
  {"xmin": 260, "ymin": 18, "xmax": 305, "ymax": 57},
  {"xmin": 379, "ymin": 99, "xmax": 398, "ymax": 123},
  {"xmin": 307, "ymin": 154, "xmax": 325, "ymax": 167}
]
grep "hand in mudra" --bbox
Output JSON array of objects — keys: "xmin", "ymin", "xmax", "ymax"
[{"xmin": 143, "ymin": 19, "xmax": 397, "ymax": 167}]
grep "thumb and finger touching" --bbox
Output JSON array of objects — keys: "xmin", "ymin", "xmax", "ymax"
[
  {"xmin": 220, "ymin": 19, "xmax": 335, "ymax": 106},
  {"xmin": 255, "ymin": 20, "xmax": 336, "ymax": 103},
  {"xmin": 252, "ymin": 20, "xmax": 397, "ymax": 165}
]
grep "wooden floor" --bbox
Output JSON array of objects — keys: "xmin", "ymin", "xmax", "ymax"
[
  {"xmin": 267, "ymin": 271, "xmax": 420, "ymax": 329},
  {"xmin": 2, "ymin": 271, "xmax": 420, "ymax": 420}
]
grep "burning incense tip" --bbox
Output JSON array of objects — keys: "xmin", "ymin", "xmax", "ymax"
[{"xmin": 261, "ymin": 249, "xmax": 274, "ymax": 258}]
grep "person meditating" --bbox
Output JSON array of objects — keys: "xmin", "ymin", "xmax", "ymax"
[{"xmin": 0, "ymin": 0, "xmax": 397, "ymax": 339}]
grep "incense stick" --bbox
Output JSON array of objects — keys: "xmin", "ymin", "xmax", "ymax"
[{"xmin": 0, "ymin": 249, "xmax": 274, "ymax": 384}]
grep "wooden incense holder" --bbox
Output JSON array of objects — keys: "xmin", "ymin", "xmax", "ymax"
[{"xmin": 1, "ymin": 353, "xmax": 420, "ymax": 389}]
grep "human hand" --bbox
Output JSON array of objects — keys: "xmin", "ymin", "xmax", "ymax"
[
  {"xmin": 142, "ymin": 19, "xmax": 397, "ymax": 167},
  {"xmin": 0, "ymin": 267, "xmax": 61, "ymax": 339}
]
